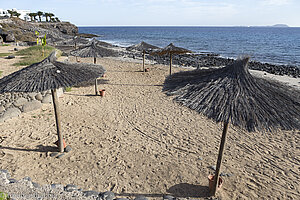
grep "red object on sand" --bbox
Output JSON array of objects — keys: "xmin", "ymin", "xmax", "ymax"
[
  {"xmin": 99, "ymin": 89, "xmax": 106, "ymax": 97},
  {"xmin": 54, "ymin": 139, "xmax": 66, "ymax": 148},
  {"xmin": 208, "ymin": 175, "xmax": 223, "ymax": 192}
]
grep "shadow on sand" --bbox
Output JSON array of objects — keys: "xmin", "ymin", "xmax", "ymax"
[
  {"xmin": 115, "ymin": 183, "xmax": 209, "ymax": 199},
  {"xmin": 0, "ymin": 145, "xmax": 58, "ymax": 153}
]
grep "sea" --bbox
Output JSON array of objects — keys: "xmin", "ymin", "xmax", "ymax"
[{"xmin": 78, "ymin": 26, "xmax": 300, "ymax": 67}]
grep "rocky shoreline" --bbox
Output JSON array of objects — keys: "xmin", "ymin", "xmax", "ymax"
[
  {"xmin": 122, "ymin": 51, "xmax": 300, "ymax": 78},
  {"xmin": 1, "ymin": 17, "xmax": 299, "ymax": 78},
  {"xmin": 1, "ymin": 170, "xmax": 195, "ymax": 200}
]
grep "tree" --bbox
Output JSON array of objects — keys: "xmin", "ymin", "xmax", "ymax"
[
  {"xmin": 55, "ymin": 17, "xmax": 60, "ymax": 22},
  {"xmin": 37, "ymin": 11, "xmax": 43, "ymax": 22},
  {"xmin": 43, "ymin": 12, "xmax": 49, "ymax": 22},
  {"xmin": 7, "ymin": 10, "xmax": 13, "ymax": 18},
  {"xmin": 29, "ymin": 13, "xmax": 35, "ymax": 21},
  {"xmin": 14, "ymin": 12, "xmax": 21, "ymax": 18},
  {"xmin": 32, "ymin": 13, "xmax": 38, "ymax": 21},
  {"xmin": 48, "ymin": 13, "xmax": 55, "ymax": 22}
]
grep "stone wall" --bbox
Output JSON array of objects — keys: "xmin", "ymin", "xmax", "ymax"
[{"xmin": 0, "ymin": 88, "xmax": 63, "ymax": 123}]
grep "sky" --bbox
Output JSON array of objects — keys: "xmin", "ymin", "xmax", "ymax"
[{"xmin": 1, "ymin": 0, "xmax": 300, "ymax": 27}]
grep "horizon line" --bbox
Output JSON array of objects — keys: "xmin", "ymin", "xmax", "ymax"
[{"xmin": 76, "ymin": 24, "xmax": 298, "ymax": 28}]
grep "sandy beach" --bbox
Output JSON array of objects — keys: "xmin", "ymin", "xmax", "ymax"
[{"xmin": 0, "ymin": 45, "xmax": 300, "ymax": 199}]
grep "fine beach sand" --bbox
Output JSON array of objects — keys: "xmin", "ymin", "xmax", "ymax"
[{"xmin": 0, "ymin": 45, "xmax": 300, "ymax": 199}]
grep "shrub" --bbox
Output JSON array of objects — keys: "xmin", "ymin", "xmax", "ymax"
[{"xmin": 14, "ymin": 45, "xmax": 60, "ymax": 66}]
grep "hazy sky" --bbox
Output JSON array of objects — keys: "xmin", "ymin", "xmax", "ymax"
[{"xmin": 1, "ymin": 0, "xmax": 300, "ymax": 26}]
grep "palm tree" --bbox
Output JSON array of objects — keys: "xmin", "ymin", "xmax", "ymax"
[
  {"xmin": 43, "ymin": 12, "xmax": 49, "ymax": 22},
  {"xmin": 37, "ymin": 11, "xmax": 43, "ymax": 22},
  {"xmin": 7, "ymin": 10, "xmax": 14, "ymax": 18},
  {"xmin": 48, "ymin": 13, "xmax": 55, "ymax": 22},
  {"xmin": 28, "ymin": 13, "xmax": 35, "ymax": 21},
  {"xmin": 14, "ymin": 12, "xmax": 21, "ymax": 18},
  {"xmin": 55, "ymin": 17, "xmax": 60, "ymax": 22},
  {"xmin": 32, "ymin": 13, "xmax": 38, "ymax": 21}
]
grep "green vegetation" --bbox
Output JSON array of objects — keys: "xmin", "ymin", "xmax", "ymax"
[
  {"xmin": 65, "ymin": 87, "xmax": 72, "ymax": 92},
  {"xmin": 0, "ymin": 191, "xmax": 10, "ymax": 200},
  {"xmin": 13, "ymin": 45, "xmax": 61, "ymax": 66},
  {"xmin": 0, "ymin": 53, "xmax": 12, "ymax": 57},
  {"xmin": 0, "ymin": 71, "xmax": 3, "ymax": 77},
  {"xmin": 37, "ymin": 11, "xmax": 43, "ymax": 22},
  {"xmin": 7, "ymin": 9, "xmax": 20, "ymax": 18},
  {"xmin": 1, "ymin": 44, "xmax": 10, "ymax": 46},
  {"xmin": 29, "ymin": 11, "xmax": 60, "ymax": 22}
]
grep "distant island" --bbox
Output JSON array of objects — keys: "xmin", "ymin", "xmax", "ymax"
[
  {"xmin": 248, "ymin": 24, "xmax": 290, "ymax": 28},
  {"xmin": 272, "ymin": 24, "xmax": 289, "ymax": 27}
]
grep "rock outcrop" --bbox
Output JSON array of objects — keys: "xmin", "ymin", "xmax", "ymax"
[
  {"xmin": 34, "ymin": 21, "xmax": 78, "ymax": 35},
  {"xmin": 0, "ymin": 17, "xmax": 78, "ymax": 44}
]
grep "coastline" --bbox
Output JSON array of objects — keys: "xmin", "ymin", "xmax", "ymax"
[{"xmin": 78, "ymin": 26, "xmax": 300, "ymax": 67}]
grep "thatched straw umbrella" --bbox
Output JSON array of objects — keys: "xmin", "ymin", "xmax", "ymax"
[
  {"xmin": 127, "ymin": 41, "xmax": 160, "ymax": 72},
  {"xmin": 153, "ymin": 43, "xmax": 192, "ymax": 75},
  {"xmin": 71, "ymin": 36, "xmax": 89, "ymax": 62},
  {"xmin": 0, "ymin": 51, "xmax": 106, "ymax": 152},
  {"xmin": 70, "ymin": 39, "xmax": 118, "ymax": 95},
  {"xmin": 163, "ymin": 57, "xmax": 300, "ymax": 196}
]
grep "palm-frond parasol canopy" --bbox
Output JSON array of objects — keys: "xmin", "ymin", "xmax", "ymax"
[
  {"xmin": 163, "ymin": 57, "xmax": 300, "ymax": 196},
  {"xmin": 72, "ymin": 36, "xmax": 89, "ymax": 49},
  {"xmin": 0, "ymin": 51, "xmax": 106, "ymax": 152},
  {"xmin": 127, "ymin": 41, "xmax": 161, "ymax": 72},
  {"xmin": 70, "ymin": 39, "xmax": 118, "ymax": 95},
  {"xmin": 153, "ymin": 43, "xmax": 192, "ymax": 75},
  {"xmin": 70, "ymin": 39, "xmax": 118, "ymax": 59}
]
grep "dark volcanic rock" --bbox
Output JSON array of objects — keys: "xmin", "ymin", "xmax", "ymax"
[
  {"xmin": 77, "ymin": 33, "xmax": 100, "ymax": 38},
  {"xmin": 5, "ymin": 32, "xmax": 15, "ymax": 42},
  {"xmin": 98, "ymin": 191, "xmax": 115, "ymax": 200},
  {"xmin": 83, "ymin": 190, "xmax": 100, "ymax": 197},
  {"xmin": 35, "ymin": 22, "xmax": 78, "ymax": 35},
  {"xmin": 5, "ymin": 55, "xmax": 15, "ymax": 59}
]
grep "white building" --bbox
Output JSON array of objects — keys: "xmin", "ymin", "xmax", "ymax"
[
  {"xmin": 0, "ymin": 8, "xmax": 31, "ymax": 21},
  {"xmin": 0, "ymin": 9, "xmax": 9, "ymax": 17}
]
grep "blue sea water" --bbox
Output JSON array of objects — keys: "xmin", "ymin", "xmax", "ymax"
[{"xmin": 79, "ymin": 26, "xmax": 300, "ymax": 66}]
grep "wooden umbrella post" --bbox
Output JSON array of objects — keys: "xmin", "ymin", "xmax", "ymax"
[
  {"xmin": 169, "ymin": 53, "xmax": 172, "ymax": 75},
  {"xmin": 143, "ymin": 50, "xmax": 145, "ymax": 72},
  {"xmin": 95, "ymin": 78, "xmax": 99, "ymax": 95},
  {"xmin": 51, "ymin": 89, "xmax": 64, "ymax": 153},
  {"xmin": 94, "ymin": 57, "xmax": 99, "ymax": 95},
  {"xmin": 211, "ymin": 122, "xmax": 229, "ymax": 196}
]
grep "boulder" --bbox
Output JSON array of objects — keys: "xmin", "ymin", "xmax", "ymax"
[
  {"xmin": 28, "ymin": 92, "xmax": 38, "ymax": 100},
  {"xmin": 50, "ymin": 184, "xmax": 64, "ymax": 191},
  {"xmin": 35, "ymin": 93, "xmax": 43, "ymax": 101},
  {"xmin": 134, "ymin": 196, "xmax": 148, "ymax": 200},
  {"xmin": 64, "ymin": 184, "xmax": 78, "ymax": 192},
  {"xmin": 5, "ymin": 32, "xmax": 15, "ymax": 42},
  {"xmin": 5, "ymin": 55, "xmax": 15, "ymax": 59},
  {"xmin": 0, "ymin": 107, "xmax": 21, "ymax": 123},
  {"xmin": 22, "ymin": 100, "xmax": 42, "ymax": 113},
  {"xmin": 13, "ymin": 97, "xmax": 28, "ymax": 107},
  {"xmin": 83, "ymin": 191, "xmax": 100, "ymax": 197},
  {"xmin": 42, "ymin": 94, "xmax": 52, "ymax": 103},
  {"xmin": 0, "ymin": 106, "xmax": 5, "ymax": 113},
  {"xmin": 0, "ymin": 171, "xmax": 10, "ymax": 185},
  {"xmin": 99, "ymin": 191, "xmax": 115, "ymax": 200},
  {"xmin": 4, "ymin": 102, "xmax": 12, "ymax": 109}
]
